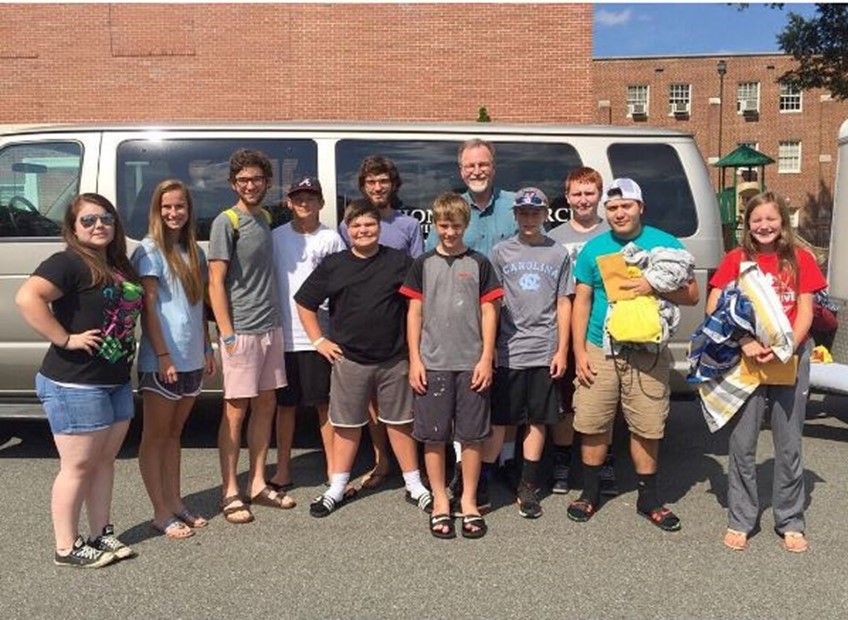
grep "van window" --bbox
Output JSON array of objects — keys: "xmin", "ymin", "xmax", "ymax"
[
  {"xmin": 335, "ymin": 140, "xmax": 582, "ymax": 237},
  {"xmin": 607, "ymin": 143, "xmax": 698, "ymax": 237},
  {"xmin": 116, "ymin": 139, "xmax": 318, "ymax": 240},
  {"xmin": 0, "ymin": 141, "xmax": 80, "ymax": 238}
]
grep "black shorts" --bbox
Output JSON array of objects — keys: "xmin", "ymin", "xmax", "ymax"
[
  {"xmin": 491, "ymin": 366, "xmax": 562, "ymax": 426},
  {"xmin": 275, "ymin": 351, "xmax": 331, "ymax": 407},
  {"xmin": 412, "ymin": 370, "xmax": 491, "ymax": 444},
  {"xmin": 138, "ymin": 369, "xmax": 204, "ymax": 401}
]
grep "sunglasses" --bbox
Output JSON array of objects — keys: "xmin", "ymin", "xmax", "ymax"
[{"xmin": 78, "ymin": 213, "xmax": 116, "ymax": 229}]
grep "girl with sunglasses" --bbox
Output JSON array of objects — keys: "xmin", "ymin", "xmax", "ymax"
[
  {"xmin": 131, "ymin": 180, "xmax": 215, "ymax": 540},
  {"xmin": 16, "ymin": 193, "xmax": 142, "ymax": 568}
]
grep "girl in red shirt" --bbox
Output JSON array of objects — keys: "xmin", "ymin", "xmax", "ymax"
[{"xmin": 706, "ymin": 191, "xmax": 826, "ymax": 554}]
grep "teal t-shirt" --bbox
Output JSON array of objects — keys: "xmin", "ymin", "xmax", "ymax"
[{"xmin": 573, "ymin": 225, "xmax": 684, "ymax": 348}]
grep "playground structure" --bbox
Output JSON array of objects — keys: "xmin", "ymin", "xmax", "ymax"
[{"xmin": 714, "ymin": 145, "xmax": 828, "ymax": 268}]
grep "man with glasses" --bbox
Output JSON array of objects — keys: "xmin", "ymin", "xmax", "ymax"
[
  {"xmin": 338, "ymin": 155, "xmax": 425, "ymax": 494},
  {"xmin": 208, "ymin": 148, "xmax": 289, "ymax": 524},
  {"xmin": 426, "ymin": 139, "xmax": 517, "ymax": 508}
]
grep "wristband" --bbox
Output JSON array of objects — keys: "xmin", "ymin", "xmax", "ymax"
[
  {"xmin": 222, "ymin": 334, "xmax": 236, "ymax": 346},
  {"xmin": 157, "ymin": 352, "xmax": 170, "ymax": 358},
  {"xmin": 312, "ymin": 337, "xmax": 326, "ymax": 348},
  {"xmin": 61, "ymin": 334, "xmax": 71, "ymax": 349}
]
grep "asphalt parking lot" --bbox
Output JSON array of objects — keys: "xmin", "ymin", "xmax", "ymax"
[{"xmin": 1, "ymin": 394, "xmax": 847, "ymax": 619}]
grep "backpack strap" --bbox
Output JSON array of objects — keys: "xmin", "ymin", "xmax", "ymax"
[{"xmin": 224, "ymin": 207, "xmax": 241, "ymax": 238}]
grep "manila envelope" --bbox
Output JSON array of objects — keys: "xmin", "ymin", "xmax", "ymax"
[
  {"xmin": 596, "ymin": 253, "xmax": 636, "ymax": 302},
  {"xmin": 740, "ymin": 355, "xmax": 799, "ymax": 385}
]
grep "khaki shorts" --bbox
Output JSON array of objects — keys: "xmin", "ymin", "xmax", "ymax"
[
  {"xmin": 220, "ymin": 328, "xmax": 287, "ymax": 400},
  {"xmin": 573, "ymin": 343, "xmax": 670, "ymax": 440}
]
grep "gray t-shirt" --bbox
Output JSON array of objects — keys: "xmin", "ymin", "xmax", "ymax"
[
  {"xmin": 208, "ymin": 208, "xmax": 279, "ymax": 334},
  {"xmin": 491, "ymin": 235, "xmax": 572, "ymax": 369},
  {"xmin": 401, "ymin": 249, "xmax": 503, "ymax": 372},
  {"xmin": 547, "ymin": 219, "xmax": 610, "ymax": 288}
]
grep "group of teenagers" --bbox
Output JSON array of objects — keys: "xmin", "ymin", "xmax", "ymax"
[{"xmin": 15, "ymin": 138, "xmax": 826, "ymax": 568}]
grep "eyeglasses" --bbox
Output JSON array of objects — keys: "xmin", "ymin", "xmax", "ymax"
[
  {"xmin": 78, "ymin": 213, "xmax": 116, "ymax": 229},
  {"xmin": 234, "ymin": 175, "xmax": 266, "ymax": 188},
  {"xmin": 461, "ymin": 162, "xmax": 493, "ymax": 172}
]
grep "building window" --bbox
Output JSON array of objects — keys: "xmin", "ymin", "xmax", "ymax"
[
  {"xmin": 778, "ymin": 141, "xmax": 801, "ymax": 173},
  {"xmin": 627, "ymin": 85, "xmax": 649, "ymax": 117},
  {"xmin": 737, "ymin": 82, "xmax": 760, "ymax": 114},
  {"xmin": 779, "ymin": 84, "xmax": 802, "ymax": 112},
  {"xmin": 668, "ymin": 84, "xmax": 691, "ymax": 115}
]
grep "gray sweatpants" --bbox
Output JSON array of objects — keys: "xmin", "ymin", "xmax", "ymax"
[{"xmin": 727, "ymin": 340, "xmax": 812, "ymax": 535}]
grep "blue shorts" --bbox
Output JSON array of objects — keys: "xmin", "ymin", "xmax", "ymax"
[{"xmin": 35, "ymin": 373, "xmax": 135, "ymax": 435}]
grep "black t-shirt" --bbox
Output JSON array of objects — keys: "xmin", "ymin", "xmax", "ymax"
[
  {"xmin": 294, "ymin": 245, "xmax": 412, "ymax": 364},
  {"xmin": 35, "ymin": 250, "xmax": 143, "ymax": 385}
]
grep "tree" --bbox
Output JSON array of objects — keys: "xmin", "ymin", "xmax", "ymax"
[{"xmin": 777, "ymin": 4, "xmax": 848, "ymax": 100}]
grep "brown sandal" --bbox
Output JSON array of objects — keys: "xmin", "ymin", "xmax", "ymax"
[
  {"xmin": 723, "ymin": 529, "xmax": 748, "ymax": 551},
  {"xmin": 782, "ymin": 531, "xmax": 809, "ymax": 553},
  {"xmin": 220, "ymin": 495, "xmax": 254, "ymax": 524},
  {"xmin": 250, "ymin": 486, "xmax": 296, "ymax": 509}
]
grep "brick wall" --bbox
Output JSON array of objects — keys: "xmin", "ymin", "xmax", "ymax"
[
  {"xmin": 594, "ymin": 54, "xmax": 848, "ymax": 244},
  {"xmin": 0, "ymin": 3, "xmax": 593, "ymax": 124}
]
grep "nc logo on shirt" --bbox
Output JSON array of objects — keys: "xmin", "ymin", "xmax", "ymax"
[{"xmin": 519, "ymin": 272, "xmax": 541, "ymax": 291}]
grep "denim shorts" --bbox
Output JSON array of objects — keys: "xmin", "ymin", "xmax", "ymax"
[{"xmin": 35, "ymin": 373, "xmax": 135, "ymax": 435}]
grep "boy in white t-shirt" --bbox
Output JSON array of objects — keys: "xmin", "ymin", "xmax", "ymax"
[{"xmin": 269, "ymin": 177, "xmax": 346, "ymax": 493}]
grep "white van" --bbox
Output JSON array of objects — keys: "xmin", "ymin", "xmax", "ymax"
[
  {"xmin": 0, "ymin": 122, "xmax": 723, "ymax": 418},
  {"xmin": 825, "ymin": 119, "xmax": 848, "ymax": 364}
]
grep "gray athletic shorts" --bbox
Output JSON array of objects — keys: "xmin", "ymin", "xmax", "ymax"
[
  {"xmin": 412, "ymin": 370, "xmax": 491, "ymax": 444},
  {"xmin": 329, "ymin": 356, "xmax": 413, "ymax": 427},
  {"xmin": 138, "ymin": 369, "xmax": 204, "ymax": 401}
]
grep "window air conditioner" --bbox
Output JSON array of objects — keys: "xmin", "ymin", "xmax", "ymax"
[{"xmin": 629, "ymin": 103, "xmax": 647, "ymax": 116}]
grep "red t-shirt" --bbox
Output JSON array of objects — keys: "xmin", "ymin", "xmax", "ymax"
[{"xmin": 709, "ymin": 247, "xmax": 827, "ymax": 326}]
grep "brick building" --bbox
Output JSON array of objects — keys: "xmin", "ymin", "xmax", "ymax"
[
  {"xmin": 594, "ymin": 53, "xmax": 848, "ymax": 245},
  {"xmin": 0, "ymin": 3, "xmax": 593, "ymax": 126}
]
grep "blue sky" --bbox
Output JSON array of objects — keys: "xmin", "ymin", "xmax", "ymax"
[{"xmin": 594, "ymin": 3, "xmax": 820, "ymax": 57}]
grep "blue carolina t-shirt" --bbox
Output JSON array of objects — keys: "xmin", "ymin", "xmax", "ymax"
[
  {"xmin": 574, "ymin": 225, "xmax": 684, "ymax": 348},
  {"xmin": 132, "ymin": 238, "xmax": 207, "ymax": 372}
]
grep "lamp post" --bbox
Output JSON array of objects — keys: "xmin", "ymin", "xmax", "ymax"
[{"xmin": 716, "ymin": 59, "xmax": 727, "ymax": 186}]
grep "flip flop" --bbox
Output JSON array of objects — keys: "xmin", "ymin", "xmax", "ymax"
[
  {"xmin": 152, "ymin": 517, "xmax": 195, "ymax": 540},
  {"xmin": 175, "ymin": 508, "xmax": 208, "ymax": 529},
  {"xmin": 220, "ymin": 495, "xmax": 254, "ymax": 524},
  {"xmin": 637, "ymin": 506, "xmax": 681, "ymax": 532},
  {"xmin": 782, "ymin": 531, "xmax": 809, "ymax": 553},
  {"xmin": 250, "ymin": 486, "xmax": 296, "ymax": 509},
  {"xmin": 723, "ymin": 529, "xmax": 748, "ymax": 551},
  {"xmin": 430, "ymin": 514, "xmax": 456, "ymax": 539},
  {"xmin": 406, "ymin": 490, "xmax": 434, "ymax": 514},
  {"xmin": 461, "ymin": 514, "xmax": 488, "ymax": 539}
]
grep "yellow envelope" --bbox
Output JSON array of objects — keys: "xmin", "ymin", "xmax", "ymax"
[
  {"xmin": 596, "ymin": 253, "xmax": 636, "ymax": 302},
  {"xmin": 740, "ymin": 355, "xmax": 799, "ymax": 385}
]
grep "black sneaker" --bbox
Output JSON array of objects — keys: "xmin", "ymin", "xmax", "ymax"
[
  {"xmin": 516, "ymin": 482, "xmax": 542, "ymax": 519},
  {"xmin": 599, "ymin": 456, "xmax": 619, "ymax": 497},
  {"xmin": 89, "ymin": 524, "xmax": 134, "ymax": 560},
  {"xmin": 54, "ymin": 535, "xmax": 115, "ymax": 569},
  {"xmin": 550, "ymin": 452, "xmax": 571, "ymax": 495}
]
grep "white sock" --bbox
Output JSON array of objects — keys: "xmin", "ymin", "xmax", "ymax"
[
  {"xmin": 500, "ymin": 441, "xmax": 516, "ymax": 463},
  {"xmin": 327, "ymin": 472, "xmax": 351, "ymax": 502},
  {"xmin": 454, "ymin": 440, "xmax": 463, "ymax": 462},
  {"xmin": 402, "ymin": 469, "xmax": 429, "ymax": 499}
]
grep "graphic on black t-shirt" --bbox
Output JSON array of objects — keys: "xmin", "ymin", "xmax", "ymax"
[{"xmin": 98, "ymin": 276, "xmax": 143, "ymax": 364}]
